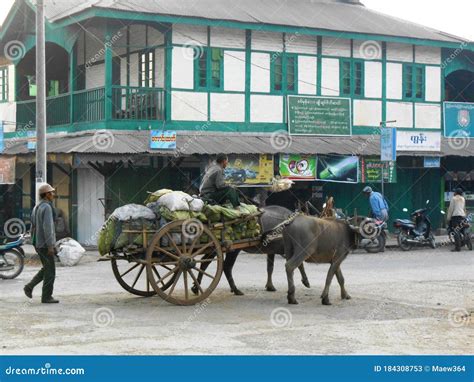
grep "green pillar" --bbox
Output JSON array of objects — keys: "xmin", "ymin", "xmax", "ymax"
[
  {"xmin": 104, "ymin": 23, "xmax": 115, "ymax": 122},
  {"xmin": 69, "ymin": 45, "xmax": 76, "ymax": 124},
  {"xmin": 164, "ymin": 26, "xmax": 172, "ymax": 122}
]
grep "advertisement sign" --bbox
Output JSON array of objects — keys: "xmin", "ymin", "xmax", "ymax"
[
  {"xmin": 444, "ymin": 102, "xmax": 474, "ymax": 138},
  {"xmin": 396, "ymin": 131, "xmax": 441, "ymax": 152},
  {"xmin": 316, "ymin": 155, "xmax": 359, "ymax": 184},
  {"xmin": 361, "ymin": 158, "xmax": 397, "ymax": 183},
  {"xmin": 380, "ymin": 128, "xmax": 397, "ymax": 162},
  {"xmin": 424, "ymin": 157, "xmax": 441, "ymax": 168},
  {"xmin": 0, "ymin": 156, "xmax": 16, "ymax": 184},
  {"xmin": 224, "ymin": 154, "xmax": 274, "ymax": 186},
  {"xmin": 0, "ymin": 121, "xmax": 4, "ymax": 153},
  {"xmin": 287, "ymin": 96, "xmax": 352, "ymax": 136},
  {"xmin": 27, "ymin": 130, "xmax": 36, "ymax": 150},
  {"xmin": 150, "ymin": 130, "xmax": 177, "ymax": 150},
  {"xmin": 279, "ymin": 154, "xmax": 317, "ymax": 180}
]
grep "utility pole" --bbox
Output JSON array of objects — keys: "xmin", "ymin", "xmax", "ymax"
[{"xmin": 35, "ymin": 0, "xmax": 47, "ymax": 203}]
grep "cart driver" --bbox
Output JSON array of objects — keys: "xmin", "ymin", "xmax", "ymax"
[{"xmin": 200, "ymin": 154, "xmax": 240, "ymax": 208}]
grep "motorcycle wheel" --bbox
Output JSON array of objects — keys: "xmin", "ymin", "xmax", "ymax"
[
  {"xmin": 365, "ymin": 234, "xmax": 386, "ymax": 254},
  {"xmin": 0, "ymin": 249, "xmax": 25, "ymax": 280},
  {"xmin": 398, "ymin": 232, "xmax": 413, "ymax": 251},
  {"xmin": 429, "ymin": 233, "xmax": 436, "ymax": 249}
]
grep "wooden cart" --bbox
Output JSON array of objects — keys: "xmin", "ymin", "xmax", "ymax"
[{"xmin": 102, "ymin": 213, "xmax": 262, "ymax": 305}]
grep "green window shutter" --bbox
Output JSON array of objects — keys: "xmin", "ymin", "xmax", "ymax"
[
  {"xmin": 286, "ymin": 54, "xmax": 298, "ymax": 93},
  {"xmin": 210, "ymin": 48, "xmax": 223, "ymax": 90},
  {"xmin": 139, "ymin": 50, "xmax": 155, "ymax": 88},
  {"xmin": 272, "ymin": 55, "xmax": 283, "ymax": 92},
  {"xmin": 195, "ymin": 48, "xmax": 208, "ymax": 90},
  {"xmin": 354, "ymin": 61, "xmax": 364, "ymax": 97},
  {"xmin": 415, "ymin": 66, "xmax": 424, "ymax": 100},
  {"xmin": 341, "ymin": 60, "xmax": 351, "ymax": 95},
  {"xmin": 404, "ymin": 64, "xmax": 413, "ymax": 99},
  {"xmin": 0, "ymin": 67, "xmax": 6, "ymax": 102}
]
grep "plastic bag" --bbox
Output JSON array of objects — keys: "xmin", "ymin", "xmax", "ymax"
[
  {"xmin": 56, "ymin": 238, "xmax": 86, "ymax": 267},
  {"xmin": 111, "ymin": 204, "xmax": 156, "ymax": 221},
  {"xmin": 158, "ymin": 191, "xmax": 204, "ymax": 212},
  {"xmin": 271, "ymin": 178, "xmax": 294, "ymax": 193},
  {"xmin": 145, "ymin": 189, "xmax": 173, "ymax": 204}
]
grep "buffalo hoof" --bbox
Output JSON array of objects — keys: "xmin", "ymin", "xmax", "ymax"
[
  {"xmin": 302, "ymin": 279, "xmax": 311, "ymax": 288},
  {"xmin": 266, "ymin": 285, "xmax": 277, "ymax": 292},
  {"xmin": 232, "ymin": 289, "xmax": 244, "ymax": 296},
  {"xmin": 288, "ymin": 296, "xmax": 299, "ymax": 305},
  {"xmin": 191, "ymin": 284, "xmax": 199, "ymax": 296},
  {"xmin": 342, "ymin": 293, "xmax": 352, "ymax": 300},
  {"xmin": 321, "ymin": 296, "xmax": 332, "ymax": 305}
]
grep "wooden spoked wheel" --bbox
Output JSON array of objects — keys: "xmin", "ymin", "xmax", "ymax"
[
  {"xmin": 111, "ymin": 257, "xmax": 176, "ymax": 297},
  {"xmin": 146, "ymin": 220, "xmax": 224, "ymax": 306}
]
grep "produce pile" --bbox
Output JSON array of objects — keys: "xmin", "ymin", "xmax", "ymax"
[{"xmin": 98, "ymin": 189, "xmax": 261, "ymax": 255}]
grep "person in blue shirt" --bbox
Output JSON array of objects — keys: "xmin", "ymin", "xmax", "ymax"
[{"xmin": 363, "ymin": 186, "xmax": 389, "ymax": 221}]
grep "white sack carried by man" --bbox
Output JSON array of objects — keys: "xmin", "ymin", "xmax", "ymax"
[{"xmin": 55, "ymin": 238, "xmax": 86, "ymax": 267}]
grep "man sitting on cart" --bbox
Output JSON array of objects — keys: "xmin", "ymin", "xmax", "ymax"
[{"xmin": 200, "ymin": 154, "xmax": 240, "ymax": 208}]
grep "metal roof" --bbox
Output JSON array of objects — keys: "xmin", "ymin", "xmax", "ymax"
[
  {"xmin": 40, "ymin": 0, "xmax": 469, "ymax": 43},
  {"xmin": 2, "ymin": 130, "xmax": 472, "ymax": 157}
]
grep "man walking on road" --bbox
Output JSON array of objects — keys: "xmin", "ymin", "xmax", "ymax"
[
  {"xmin": 363, "ymin": 186, "xmax": 389, "ymax": 222},
  {"xmin": 24, "ymin": 183, "xmax": 59, "ymax": 304},
  {"xmin": 447, "ymin": 188, "xmax": 467, "ymax": 252}
]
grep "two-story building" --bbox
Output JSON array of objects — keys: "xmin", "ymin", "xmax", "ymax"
[{"xmin": 0, "ymin": 0, "xmax": 473, "ymax": 243}]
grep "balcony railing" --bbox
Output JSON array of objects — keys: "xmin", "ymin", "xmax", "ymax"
[{"xmin": 16, "ymin": 86, "xmax": 165, "ymax": 128}]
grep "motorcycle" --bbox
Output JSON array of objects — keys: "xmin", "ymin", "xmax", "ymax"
[
  {"xmin": 393, "ymin": 201, "xmax": 436, "ymax": 251},
  {"xmin": 0, "ymin": 234, "xmax": 26, "ymax": 279},
  {"xmin": 445, "ymin": 213, "xmax": 472, "ymax": 251}
]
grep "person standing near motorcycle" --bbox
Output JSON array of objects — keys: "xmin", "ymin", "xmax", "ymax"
[
  {"xmin": 24, "ymin": 183, "xmax": 59, "ymax": 303},
  {"xmin": 363, "ymin": 186, "xmax": 389, "ymax": 222},
  {"xmin": 447, "ymin": 188, "xmax": 467, "ymax": 252}
]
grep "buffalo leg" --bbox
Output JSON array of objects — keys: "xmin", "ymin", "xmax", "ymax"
[
  {"xmin": 285, "ymin": 253, "xmax": 303, "ymax": 305},
  {"xmin": 299, "ymin": 264, "xmax": 310, "ymax": 288},
  {"xmin": 335, "ymin": 266, "xmax": 351, "ymax": 300},
  {"xmin": 321, "ymin": 253, "xmax": 347, "ymax": 305},
  {"xmin": 223, "ymin": 250, "xmax": 243, "ymax": 296},
  {"xmin": 265, "ymin": 254, "xmax": 277, "ymax": 292},
  {"xmin": 191, "ymin": 253, "xmax": 213, "ymax": 295}
]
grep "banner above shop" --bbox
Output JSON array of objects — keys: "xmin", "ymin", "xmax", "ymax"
[
  {"xmin": 0, "ymin": 156, "xmax": 16, "ymax": 184},
  {"xmin": 380, "ymin": 128, "xmax": 397, "ymax": 162},
  {"xmin": 316, "ymin": 155, "xmax": 359, "ymax": 184},
  {"xmin": 444, "ymin": 102, "xmax": 474, "ymax": 138},
  {"xmin": 279, "ymin": 154, "xmax": 317, "ymax": 180},
  {"xmin": 396, "ymin": 131, "xmax": 441, "ymax": 152},
  {"xmin": 424, "ymin": 157, "xmax": 441, "ymax": 168},
  {"xmin": 27, "ymin": 130, "xmax": 36, "ymax": 150},
  {"xmin": 150, "ymin": 130, "xmax": 177, "ymax": 150},
  {"xmin": 224, "ymin": 154, "xmax": 274, "ymax": 187},
  {"xmin": 361, "ymin": 158, "xmax": 397, "ymax": 183},
  {"xmin": 287, "ymin": 96, "xmax": 352, "ymax": 136}
]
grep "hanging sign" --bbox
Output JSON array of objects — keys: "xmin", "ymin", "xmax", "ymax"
[
  {"xmin": 279, "ymin": 154, "xmax": 317, "ymax": 180},
  {"xmin": 361, "ymin": 158, "xmax": 397, "ymax": 183},
  {"xmin": 224, "ymin": 154, "xmax": 274, "ymax": 186},
  {"xmin": 380, "ymin": 128, "xmax": 397, "ymax": 162},
  {"xmin": 424, "ymin": 157, "xmax": 441, "ymax": 168},
  {"xmin": 396, "ymin": 131, "xmax": 441, "ymax": 152},
  {"xmin": 316, "ymin": 155, "xmax": 359, "ymax": 184},
  {"xmin": 150, "ymin": 130, "xmax": 177, "ymax": 150},
  {"xmin": 27, "ymin": 131, "xmax": 36, "ymax": 150},
  {"xmin": 444, "ymin": 102, "xmax": 474, "ymax": 138},
  {"xmin": 0, "ymin": 157, "xmax": 16, "ymax": 184}
]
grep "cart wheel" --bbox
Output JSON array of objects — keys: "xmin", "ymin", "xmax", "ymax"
[
  {"xmin": 111, "ymin": 257, "xmax": 176, "ymax": 297},
  {"xmin": 146, "ymin": 220, "xmax": 223, "ymax": 306}
]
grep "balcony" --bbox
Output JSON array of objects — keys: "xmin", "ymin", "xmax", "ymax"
[{"xmin": 16, "ymin": 86, "xmax": 165, "ymax": 129}]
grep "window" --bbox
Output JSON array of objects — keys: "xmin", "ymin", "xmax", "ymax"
[
  {"xmin": 341, "ymin": 60, "xmax": 364, "ymax": 97},
  {"xmin": 194, "ymin": 48, "xmax": 223, "ymax": 90},
  {"xmin": 0, "ymin": 67, "xmax": 8, "ymax": 102},
  {"xmin": 271, "ymin": 54, "xmax": 298, "ymax": 93},
  {"xmin": 139, "ymin": 50, "xmax": 155, "ymax": 88},
  {"xmin": 404, "ymin": 64, "xmax": 424, "ymax": 100}
]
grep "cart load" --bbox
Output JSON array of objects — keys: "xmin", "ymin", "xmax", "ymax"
[{"xmin": 97, "ymin": 190, "xmax": 262, "ymax": 256}]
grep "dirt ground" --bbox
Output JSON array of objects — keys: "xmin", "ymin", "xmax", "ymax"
[{"xmin": 0, "ymin": 247, "xmax": 472, "ymax": 355}]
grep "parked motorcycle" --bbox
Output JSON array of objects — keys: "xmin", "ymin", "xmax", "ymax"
[
  {"xmin": 0, "ymin": 234, "xmax": 26, "ymax": 279},
  {"xmin": 393, "ymin": 201, "xmax": 436, "ymax": 251},
  {"xmin": 444, "ymin": 212, "xmax": 473, "ymax": 251}
]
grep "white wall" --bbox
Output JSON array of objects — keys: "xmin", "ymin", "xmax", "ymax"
[
  {"xmin": 251, "ymin": 31, "xmax": 283, "ymax": 52},
  {"xmin": 387, "ymin": 102, "xmax": 413, "ymax": 128},
  {"xmin": 155, "ymin": 48, "xmax": 165, "ymax": 88},
  {"xmin": 415, "ymin": 46, "xmax": 441, "ymax": 65},
  {"xmin": 86, "ymin": 63, "xmax": 105, "ymax": 89},
  {"xmin": 321, "ymin": 58, "xmax": 340, "ymax": 96},
  {"xmin": 321, "ymin": 37, "xmax": 351, "ymax": 57},
  {"xmin": 298, "ymin": 56, "xmax": 317, "ymax": 95},
  {"xmin": 211, "ymin": 27, "xmax": 246, "ymax": 49},
  {"xmin": 250, "ymin": 95, "xmax": 283, "ymax": 123},
  {"xmin": 76, "ymin": 167, "xmax": 105, "ymax": 246},
  {"xmin": 425, "ymin": 66, "xmax": 441, "ymax": 102},
  {"xmin": 171, "ymin": 46, "xmax": 194, "ymax": 89},
  {"xmin": 364, "ymin": 61, "xmax": 382, "ymax": 98},
  {"xmin": 386, "ymin": 63, "xmax": 403, "ymax": 100},
  {"xmin": 415, "ymin": 104, "xmax": 441, "ymax": 129},
  {"xmin": 210, "ymin": 93, "xmax": 245, "ymax": 122},
  {"xmin": 171, "ymin": 91, "xmax": 207, "ymax": 121},
  {"xmin": 387, "ymin": 42, "xmax": 413, "ymax": 62},
  {"xmin": 172, "ymin": 24, "xmax": 207, "ymax": 45},
  {"xmin": 353, "ymin": 100, "xmax": 382, "ymax": 127},
  {"xmin": 251, "ymin": 52, "xmax": 271, "ymax": 93},
  {"xmin": 0, "ymin": 102, "xmax": 16, "ymax": 132},
  {"xmin": 224, "ymin": 51, "xmax": 246, "ymax": 92},
  {"xmin": 286, "ymin": 34, "xmax": 317, "ymax": 55}
]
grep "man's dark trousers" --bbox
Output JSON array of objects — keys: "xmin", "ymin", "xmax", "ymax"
[
  {"xmin": 450, "ymin": 216, "xmax": 465, "ymax": 251},
  {"xmin": 26, "ymin": 247, "xmax": 56, "ymax": 301},
  {"xmin": 206, "ymin": 187, "xmax": 240, "ymax": 207}
]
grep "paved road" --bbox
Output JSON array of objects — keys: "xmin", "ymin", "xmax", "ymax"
[{"xmin": 1, "ymin": 247, "xmax": 472, "ymax": 355}]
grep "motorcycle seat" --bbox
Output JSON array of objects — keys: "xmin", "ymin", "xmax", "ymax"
[
  {"xmin": 0, "ymin": 237, "xmax": 24, "ymax": 251},
  {"xmin": 394, "ymin": 219, "xmax": 414, "ymax": 228}
]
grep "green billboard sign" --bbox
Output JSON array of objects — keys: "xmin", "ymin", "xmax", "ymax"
[
  {"xmin": 287, "ymin": 96, "xmax": 352, "ymax": 136},
  {"xmin": 361, "ymin": 158, "xmax": 397, "ymax": 184}
]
